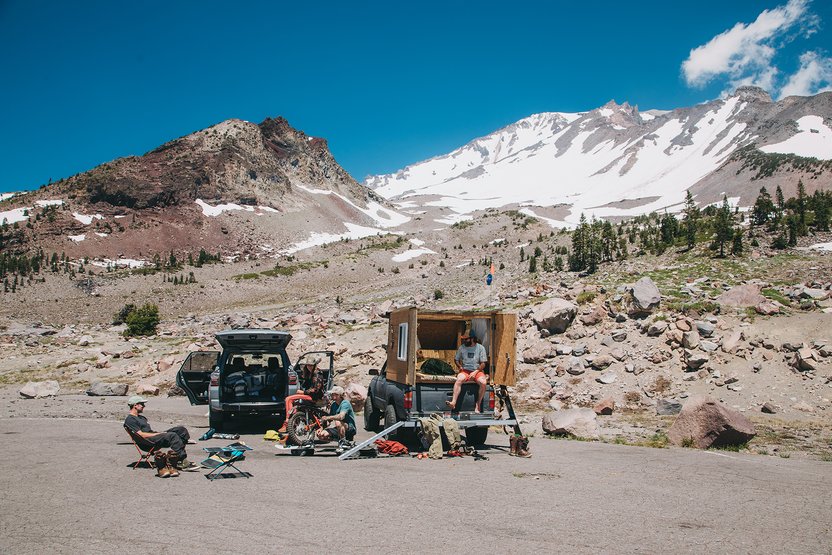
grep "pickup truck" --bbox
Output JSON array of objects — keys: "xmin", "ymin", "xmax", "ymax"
[{"xmin": 363, "ymin": 307, "xmax": 517, "ymax": 446}]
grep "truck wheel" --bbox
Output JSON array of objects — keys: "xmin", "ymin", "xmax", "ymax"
[
  {"xmin": 465, "ymin": 427, "xmax": 488, "ymax": 446},
  {"xmin": 383, "ymin": 404, "xmax": 399, "ymax": 439},
  {"xmin": 364, "ymin": 395, "xmax": 381, "ymax": 432},
  {"xmin": 208, "ymin": 409, "xmax": 223, "ymax": 432}
]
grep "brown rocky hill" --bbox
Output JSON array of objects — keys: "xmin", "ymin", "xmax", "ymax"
[{"xmin": 1, "ymin": 117, "xmax": 390, "ymax": 260}]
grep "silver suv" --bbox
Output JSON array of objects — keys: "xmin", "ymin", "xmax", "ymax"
[{"xmin": 176, "ymin": 329, "xmax": 332, "ymax": 431}]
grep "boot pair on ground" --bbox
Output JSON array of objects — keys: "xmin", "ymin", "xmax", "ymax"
[
  {"xmin": 509, "ymin": 435, "xmax": 532, "ymax": 458},
  {"xmin": 154, "ymin": 451, "xmax": 199, "ymax": 478}
]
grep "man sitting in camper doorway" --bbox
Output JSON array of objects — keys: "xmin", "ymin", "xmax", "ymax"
[{"xmin": 447, "ymin": 330, "xmax": 488, "ymax": 412}]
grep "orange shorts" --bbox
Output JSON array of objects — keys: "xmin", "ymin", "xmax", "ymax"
[{"xmin": 457, "ymin": 370, "xmax": 487, "ymax": 384}]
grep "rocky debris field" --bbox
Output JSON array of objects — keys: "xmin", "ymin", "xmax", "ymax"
[{"xmin": 2, "ymin": 213, "xmax": 831, "ymax": 461}]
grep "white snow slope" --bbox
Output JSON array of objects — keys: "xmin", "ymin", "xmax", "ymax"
[{"xmin": 366, "ymin": 93, "xmax": 830, "ymax": 227}]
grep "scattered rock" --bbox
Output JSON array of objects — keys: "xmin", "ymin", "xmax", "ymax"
[
  {"xmin": 580, "ymin": 305, "xmax": 606, "ymax": 326},
  {"xmin": 542, "ymin": 408, "xmax": 600, "ymax": 440},
  {"xmin": 716, "ymin": 284, "xmax": 766, "ymax": 308},
  {"xmin": 695, "ymin": 321, "xmax": 716, "ymax": 338},
  {"xmin": 629, "ymin": 277, "xmax": 661, "ymax": 315},
  {"xmin": 682, "ymin": 330, "xmax": 700, "ymax": 349},
  {"xmin": 345, "ymin": 382, "xmax": 367, "ymax": 411},
  {"xmin": 794, "ymin": 349, "xmax": 818, "ymax": 371},
  {"xmin": 685, "ymin": 351, "xmax": 709, "ymax": 370},
  {"xmin": 755, "ymin": 301, "xmax": 780, "ymax": 315},
  {"xmin": 667, "ymin": 396, "xmax": 756, "ymax": 449},
  {"xmin": 593, "ymin": 397, "xmax": 615, "ymax": 415},
  {"xmin": 596, "ymin": 370, "xmax": 617, "ymax": 384},
  {"xmin": 565, "ymin": 356, "xmax": 585, "ymax": 376},
  {"xmin": 610, "ymin": 329, "xmax": 627, "ymax": 342},
  {"xmin": 647, "ymin": 320, "xmax": 668, "ymax": 337},
  {"xmin": 721, "ymin": 331, "xmax": 743, "ymax": 354},
  {"xmin": 760, "ymin": 402, "xmax": 777, "ymax": 414},
  {"xmin": 656, "ymin": 398, "xmax": 682, "ymax": 416},
  {"xmin": 532, "ymin": 298, "xmax": 578, "ymax": 334},
  {"xmin": 86, "ymin": 382, "xmax": 128, "ymax": 396},
  {"xmin": 78, "ymin": 336, "xmax": 92, "ymax": 347},
  {"xmin": 19, "ymin": 380, "xmax": 60, "ymax": 399},
  {"xmin": 591, "ymin": 354, "xmax": 614, "ymax": 370},
  {"xmin": 134, "ymin": 382, "xmax": 160, "ymax": 396},
  {"xmin": 793, "ymin": 401, "xmax": 815, "ymax": 413}
]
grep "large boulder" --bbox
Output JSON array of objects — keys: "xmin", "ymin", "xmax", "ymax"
[
  {"xmin": 667, "ymin": 396, "xmax": 756, "ymax": 449},
  {"xmin": 19, "ymin": 380, "xmax": 60, "ymax": 399},
  {"xmin": 532, "ymin": 298, "xmax": 577, "ymax": 334},
  {"xmin": 716, "ymin": 284, "xmax": 765, "ymax": 308},
  {"xmin": 656, "ymin": 398, "xmax": 683, "ymax": 416},
  {"xmin": 86, "ymin": 382, "xmax": 129, "ymax": 396},
  {"xmin": 345, "ymin": 382, "xmax": 367, "ymax": 411},
  {"xmin": 629, "ymin": 277, "xmax": 661, "ymax": 315},
  {"xmin": 542, "ymin": 408, "xmax": 600, "ymax": 440}
]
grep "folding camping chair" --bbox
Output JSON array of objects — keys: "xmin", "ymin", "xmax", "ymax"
[
  {"xmin": 201, "ymin": 443, "xmax": 253, "ymax": 481},
  {"xmin": 125, "ymin": 425, "xmax": 158, "ymax": 469}
]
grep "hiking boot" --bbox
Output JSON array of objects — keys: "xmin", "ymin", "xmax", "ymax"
[
  {"xmin": 177, "ymin": 458, "xmax": 200, "ymax": 471},
  {"xmin": 167, "ymin": 465, "xmax": 180, "ymax": 477},
  {"xmin": 508, "ymin": 435, "xmax": 518, "ymax": 456},
  {"xmin": 515, "ymin": 436, "xmax": 532, "ymax": 458},
  {"xmin": 154, "ymin": 453, "xmax": 170, "ymax": 478}
]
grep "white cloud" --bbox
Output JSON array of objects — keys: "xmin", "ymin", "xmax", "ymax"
[
  {"xmin": 778, "ymin": 51, "xmax": 832, "ymax": 97},
  {"xmin": 682, "ymin": 0, "xmax": 815, "ymax": 89}
]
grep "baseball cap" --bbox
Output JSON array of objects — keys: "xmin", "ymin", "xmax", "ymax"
[
  {"xmin": 128, "ymin": 395, "xmax": 148, "ymax": 407},
  {"xmin": 462, "ymin": 330, "xmax": 477, "ymax": 340},
  {"xmin": 327, "ymin": 385, "xmax": 345, "ymax": 396}
]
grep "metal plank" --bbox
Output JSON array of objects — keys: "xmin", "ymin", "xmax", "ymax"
[{"xmin": 338, "ymin": 421, "xmax": 405, "ymax": 461}]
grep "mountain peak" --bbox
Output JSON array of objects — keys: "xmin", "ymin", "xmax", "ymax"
[{"xmin": 730, "ymin": 86, "xmax": 772, "ymax": 103}]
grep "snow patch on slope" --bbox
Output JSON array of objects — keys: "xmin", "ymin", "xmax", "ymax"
[{"xmin": 759, "ymin": 116, "xmax": 832, "ymax": 159}]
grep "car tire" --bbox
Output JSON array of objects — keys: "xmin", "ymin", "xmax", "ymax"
[
  {"xmin": 465, "ymin": 427, "xmax": 488, "ymax": 446},
  {"xmin": 209, "ymin": 409, "xmax": 223, "ymax": 432},
  {"xmin": 364, "ymin": 395, "xmax": 381, "ymax": 432}
]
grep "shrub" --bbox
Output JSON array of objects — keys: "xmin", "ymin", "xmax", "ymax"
[
  {"xmin": 576, "ymin": 291, "xmax": 597, "ymax": 304},
  {"xmin": 113, "ymin": 303, "xmax": 136, "ymax": 325},
  {"xmin": 433, "ymin": 289, "xmax": 444, "ymax": 300},
  {"xmin": 125, "ymin": 304, "xmax": 160, "ymax": 337}
]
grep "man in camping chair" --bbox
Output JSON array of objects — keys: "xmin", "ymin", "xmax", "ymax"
[
  {"xmin": 447, "ymin": 330, "xmax": 488, "ymax": 413},
  {"xmin": 124, "ymin": 395, "xmax": 198, "ymax": 476}
]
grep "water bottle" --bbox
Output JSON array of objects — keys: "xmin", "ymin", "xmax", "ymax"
[{"xmin": 199, "ymin": 428, "xmax": 215, "ymax": 441}]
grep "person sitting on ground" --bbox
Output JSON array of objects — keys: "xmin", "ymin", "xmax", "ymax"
[
  {"xmin": 447, "ymin": 330, "xmax": 488, "ymax": 413},
  {"xmin": 124, "ymin": 395, "xmax": 198, "ymax": 474},
  {"xmin": 315, "ymin": 385, "xmax": 356, "ymax": 450}
]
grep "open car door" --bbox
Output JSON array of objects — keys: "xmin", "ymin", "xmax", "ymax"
[
  {"xmin": 491, "ymin": 312, "xmax": 517, "ymax": 386},
  {"xmin": 294, "ymin": 350, "xmax": 335, "ymax": 392},
  {"xmin": 386, "ymin": 307, "xmax": 417, "ymax": 385},
  {"xmin": 176, "ymin": 351, "xmax": 219, "ymax": 405}
]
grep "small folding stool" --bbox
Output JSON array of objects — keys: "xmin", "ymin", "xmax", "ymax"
[{"xmin": 201, "ymin": 443, "xmax": 253, "ymax": 481}]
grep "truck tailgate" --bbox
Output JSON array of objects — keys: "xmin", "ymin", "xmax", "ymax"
[{"xmin": 415, "ymin": 382, "xmax": 485, "ymax": 413}]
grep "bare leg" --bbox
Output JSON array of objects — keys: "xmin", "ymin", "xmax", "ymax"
[
  {"xmin": 448, "ymin": 375, "xmax": 464, "ymax": 409},
  {"xmin": 475, "ymin": 380, "xmax": 486, "ymax": 413}
]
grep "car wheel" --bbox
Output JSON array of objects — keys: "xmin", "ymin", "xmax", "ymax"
[
  {"xmin": 209, "ymin": 409, "xmax": 223, "ymax": 432},
  {"xmin": 364, "ymin": 395, "xmax": 381, "ymax": 432},
  {"xmin": 465, "ymin": 427, "xmax": 488, "ymax": 446}
]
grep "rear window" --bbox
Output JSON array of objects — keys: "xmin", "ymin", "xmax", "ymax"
[{"xmin": 222, "ymin": 352, "xmax": 287, "ymax": 373}]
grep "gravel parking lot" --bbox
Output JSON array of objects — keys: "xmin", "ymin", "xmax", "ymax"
[{"xmin": 1, "ymin": 396, "xmax": 830, "ymax": 554}]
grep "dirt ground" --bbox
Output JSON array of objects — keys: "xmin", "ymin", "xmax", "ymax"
[{"xmin": 1, "ymin": 395, "xmax": 831, "ymax": 554}]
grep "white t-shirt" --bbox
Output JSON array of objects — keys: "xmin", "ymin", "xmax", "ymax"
[{"xmin": 455, "ymin": 343, "xmax": 487, "ymax": 372}]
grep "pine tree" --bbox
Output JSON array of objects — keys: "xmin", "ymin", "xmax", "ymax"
[
  {"xmin": 796, "ymin": 180, "xmax": 808, "ymax": 235},
  {"xmin": 731, "ymin": 229, "xmax": 744, "ymax": 256},
  {"xmin": 751, "ymin": 186, "xmax": 775, "ymax": 226},
  {"xmin": 682, "ymin": 191, "xmax": 700, "ymax": 250},
  {"xmin": 569, "ymin": 214, "xmax": 589, "ymax": 271},
  {"xmin": 712, "ymin": 195, "xmax": 733, "ymax": 257},
  {"xmin": 812, "ymin": 190, "xmax": 830, "ymax": 231},
  {"xmin": 528, "ymin": 256, "xmax": 537, "ymax": 273}
]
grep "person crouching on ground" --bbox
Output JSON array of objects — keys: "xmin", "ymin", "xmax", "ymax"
[
  {"xmin": 315, "ymin": 386, "xmax": 356, "ymax": 451},
  {"xmin": 124, "ymin": 395, "xmax": 198, "ymax": 476},
  {"xmin": 447, "ymin": 331, "xmax": 488, "ymax": 413}
]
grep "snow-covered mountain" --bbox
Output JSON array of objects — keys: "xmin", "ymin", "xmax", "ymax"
[{"xmin": 366, "ymin": 87, "xmax": 832, "ymax": 227}]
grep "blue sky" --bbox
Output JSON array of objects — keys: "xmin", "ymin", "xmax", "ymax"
[{"xmin": 1, "ymin": 0, "xmax": 830, "ymax": 193}]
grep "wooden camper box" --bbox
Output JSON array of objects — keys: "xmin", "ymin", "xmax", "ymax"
[{"xmin": 385, "ymin": 307, "xmax": 517, "ymax": 387}]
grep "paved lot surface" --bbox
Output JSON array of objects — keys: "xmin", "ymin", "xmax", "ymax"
[{"xmin": 1, "ymin": 397, "xmax": 831, "ymax": 554}]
